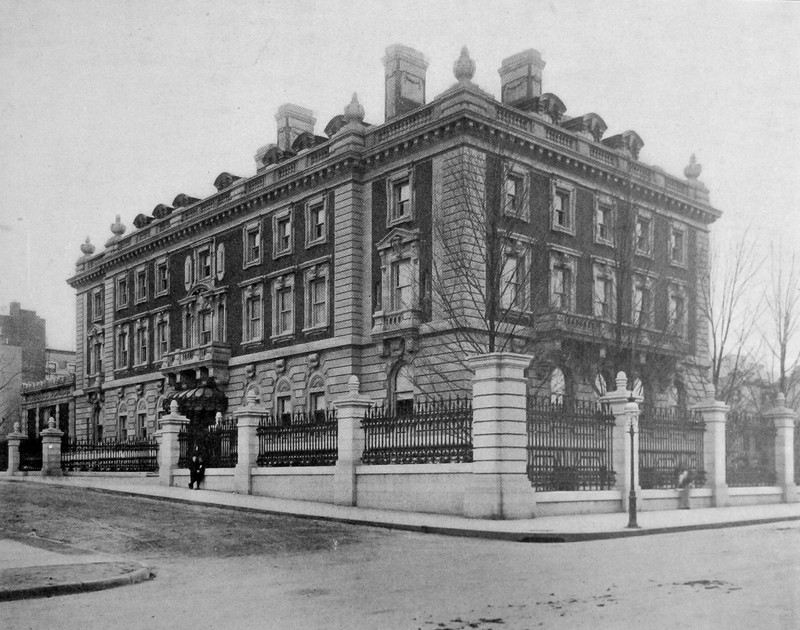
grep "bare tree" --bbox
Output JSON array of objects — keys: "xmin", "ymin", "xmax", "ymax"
[
  {"xmin": 0, "ymin": 354, "xmax": 23, "ymax": 435},
  {"xmin": 763, "ymin": 248, "xmax": 800, "ymax": 401},
  {"xmin": 701, "ymin": 229, "xmax": 762, "ymax": 405}
]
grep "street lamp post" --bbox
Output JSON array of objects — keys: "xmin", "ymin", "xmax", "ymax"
[{"xmin": 627, "ymin": 418, "xmax": 639, "ymax": 528}]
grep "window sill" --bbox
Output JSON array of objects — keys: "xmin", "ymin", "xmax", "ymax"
[
  {"xmin": 387, "ymin": 215, "xmax": 413, "ymax": 228},
  {"xmin": 273, "ymin": 250, "xmax": 293, "ymax": 261},
  {"xmin": 241, "ymin": 338, "xmax": 264, "ymax": 348},
  {"xmin": 669, "ymin": 260, "xmax": 687, "ymax": 269},
  {"xmin": 270, "ymin": 332, "xmax": 295, "ymax": 343},
  {"xmin": 154, "ymin": 289, "xmax": 170, "ymax": 298},
  {"xmin": 551, "ymin": 224, "xmax": 575, "ymax": 236},
  {"xmin": 302, "ymin": 324, "xmax": 329, "ymax": 334},
  {"xmin": 242, "ymin": 259, "xmax": 261, "ymax": 270},
  {"xmin": 594, "ymin": 237, "xmax": 614, "ymax": 248},
  {"xmin": 305, "ymin": 237, "xmax": 327, "ymax": 249}
]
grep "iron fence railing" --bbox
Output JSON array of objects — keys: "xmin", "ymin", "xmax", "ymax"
[
  {"xmin": 178, "ymin": 419, "xmax": 238, "ymax": 468},
  {"xmin": 0, "ymin": 440, "xmax": 8, "ymax": 471},
  {"xmin": 256, "ymin": 409, "xmax": 337, "ymax": 467},
  {"xmin": 526, "ymin": 396, "xmax": 616, "ymax": 491},
  {"xmin": 795, "ymin": 420, "xmax": 800, "ymax": 486},
  {"xmin": 19, "ymin": 437, "xmax": 42, "ymax": 472},
  {"xmin": 726, "ymin": 411, "xmax": 776, "ymax": 487},
  {"xmin": 61, "ymin": 437, "xmax": 159, "ymax": 472},
  {"xmin": 362, "ymin": 398, "xmax": 473, "ymax": 465},
  {"xmin": 638, "ymin": 406, "xmax": 706, "ymax": 489}
]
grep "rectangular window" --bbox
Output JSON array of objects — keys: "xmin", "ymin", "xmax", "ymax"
[
  {"xmin": 244, "ymin": 291, "xmax": 263, "ymax": 342},
  {"xmin": 198, "ymin": 248, "xmax": 212, "ymax": 279},
  {"xmin": 500, "ymin": 255, "xmax": 520, "ymax": 310},
  {"xmin": 669, "ymin": 288, "xmax": 687, "ymax": 337},
  {"xmin": 670, "ymin": 227, "xmax": 686, "ymax": 265},
  {"xmin": 310, "ymin": 391, "xmax": 326, "ymax": 423},
  {"xmin": 216, "ymin": 303, "xmax": 226, "ymax": 342},
  {"xmin": 635, "ymin": 215, "xmax": 652, "ymax": 255},
  {"xmin": 308, "ymin": 277, "xmax": 327, "ymax": 328},
  {"xmin": 274, "ymin": 212, "xmax": 293, "ymax": 256},
  {"xmin": 155, "ymin": 259, "xmax": 169, "ymax": 295},
  {"xmin": 135, "ymin": 268, "xmax": 147, "ymax": 303},
  {"xmin": 391, "ymin": 178, "xmax": 411, "ymax": 222},
  {"xmin": 595, "ymin": 201, "xmax": 614, "ymax": 245},
  {"xmin": 389, "ymin": 259, "xmax": 411, "ymax": 311},
  {"xmin": 92, "ymin": 290, "xmax": 103, "ymax": 321},
  {"xmin": 276, "ymin": 286, "xmax": 293, "ymax": 335},
  {"xmin": 594, "ymin": 274, "xmax": 614, "ymax": 319},
  {"xmin": 199, "ymin": 311, "xmax": 212, "ymax": 346},
  {"xmin": 138, "ymin": 413, "xmax": 147, "ymax": 439},
  {"xmin": 119, "ymin": 415, "xmax": 127, "ymax": 441},
  {"xmin": 116, "ymin": 276, "xmax": 128, "ymax": 309},
  {"xmin": 135, "ymin": 323, "xmax": 148, "ymax": 365},
  {"xmin": 307, "ymin": 198, "xmax": 326, "ymax": 245},
  {"xmin": 552, "ymin": 265, "xmax": 572, "ymax": 311},
  {"xmin": 116, "ymin": 326, "xmax": 129, "ymax": 369},
  {"xmin": 553, "ymin": 189, "xmax": 572, "ymax": 231},
  {"xmin": 154, "ymin": 318, "xmax": 169, "ymax": 361},
  {"xmin": 243, "ymin": 223, "xmax": 261, "ymax": 266},
  {"xmin": 632, "ymin": 278, "xmax": 651, "ymax": 327},
  {"xmin": 505, "ymin": 175, "xmax": 523, "ymax": 218}
]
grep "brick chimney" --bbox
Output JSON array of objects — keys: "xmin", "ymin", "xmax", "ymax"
[
  {"xmin": 498, "ymin": 49, "xmax": 546, "ymax": 109},
  {"xmin": 383, "ymin": 44, "xmax": 429, "ymax": 121},
  {"xmin": 275, "ymin": 104, "xmax": 316, "ymax": 152}
]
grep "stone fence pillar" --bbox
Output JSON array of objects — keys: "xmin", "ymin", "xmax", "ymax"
[
  {"xmin": 156, "ymin": 401, "xmax": 189, "ymax": 487},
  {"xmin": 764, "ymin": 394, "xmax": 798, "ymax": 503},
  {"xmin": 40, "ymin": 417, "xmax": 64, "ymax": 477},
  {"xmin": 334, "ymin": 376, "xmax": 372, "ymax": 506},
  {"xmin": 5, "ymin": 422, "xmax": 25, "ymax": 476},
  {"xmin": 235, "ymin": 392, "xmax": 266, "ymax": 495},
  {"xmin": 691, "ymin": 399, "xmax": 729, "ymax": 506},
  {"xmin": 601, "ymin": 372, "xmax": 640, "ymax": 513},
  {"xmin": 464, "ymin": 353, "xmax": 534, "ymax": 519}
]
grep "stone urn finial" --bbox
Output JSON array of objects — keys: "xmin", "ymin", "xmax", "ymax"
[
  {"xmin": 170, "ymin": 400, "xmax": 179, "ymax": 415},
  {"xmin": 348, "ymin": 374, "xmax": 360, "ymax": 396},
  {"xmin": 684, "ymin": 153, "xmax": 702, "ymax": 180},
  {"xmin": 80, "ymin": 236, "xmax": 96, "ymax": 256},
  {"xmin": 344, "ymin": 92, "xmax": 365, "ymax": 123},
  {"xmin": 246, "ymin": 390, "xmax": 258, "ymax": 406},
  {"xmin": 615, "ymin": 371, "xmax": 628, "ymax": 392},
  {"xmin": 453, "ymin": 46, "xmax": 476, "ymax": 83},
  {"xmin": 13, "ymin": 421, "xmax": 21, "ymax": 434},
  {"xmin": 775, "ymin": 392, "xmax": 787, "ymax": 408},
  {"xmin": 110, "ymin": 214, "xmax": 126, "ymax": 237},
  {"xmin": 215, "ymin": 411, "xmax": 223, "ymax": 425},
  {"xmin": 48, "ymin": 417, "xmax": 56, "ymax": 429}
]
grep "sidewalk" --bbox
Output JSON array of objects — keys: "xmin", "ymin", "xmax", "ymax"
[{"xmin": 3, "ymin": 475, "xmax": 800, "ymax": 601}]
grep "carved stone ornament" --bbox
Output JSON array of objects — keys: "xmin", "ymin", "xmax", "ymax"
[
  {"xmin": 453, "ymin": 46, "xmax": 476, "ymax": 83},
  {"xmin": 245, "ymin": 364, "xmax": 256, "ymax": 380},
  {"xmin": 307, "ymin": 353, "xmax": 320, "ymax": 369},
  {"xmin": 277, "ymin": 378, "xmax": 291, "ymax": 393},
  {"xmin": 275, "ymin": 358, "xmax": 286, "ymax": 374},
  {"xmin": 683, "ymin": 154, "xmax": 702, "ymax": 180},
  {"xmin": 135, "ymin": 383, "xmax": 143, "ymax": 397},
  {"xmin": 110, "ymin": 215, "xmax": 126, "ymax": 237},
  {"xmin": 80, "ymin": 236, "xmax": 95, "ymax": 256},
  {"xmin": 344, "ymin": 92, "xmax": 365, "ymax": 123},
  {"xmin": 390, "ymin": 234, "xmax": 404, "ymax": 256}
]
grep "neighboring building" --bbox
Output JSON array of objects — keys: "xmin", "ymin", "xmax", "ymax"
[
  {"xmin": 67, "ymin": 45, "xmax": 721, "ymax": 442},
  {"xmin": 0, "ymin": 302, "xmax": 47, "ymax": 436},
  {"xmin": 20, "ymin": 348, "xmax": 77, "ymax": 441}
]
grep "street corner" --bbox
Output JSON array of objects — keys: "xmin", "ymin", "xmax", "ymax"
[{"xmin": 0, "ymin": 560, "xmax": 154, "ymax": 602}]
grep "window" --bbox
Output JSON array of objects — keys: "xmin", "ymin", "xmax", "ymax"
[
  {"xmin": 155, "ymin": 258, "xmax": 169, "ymax": 296},
  {"xmin": 199, "ymin": 309, "xmax": 212, "ymax": 346},
  {"xmin": 197, "ymin": 247, "xmax": 212, "ymax": 280},
  {"xmin": 389, "ymin": 258, "xmax": 412, "ymax": 312},
  {"xmin": 137, "ymin": 413, "xmax": 147, "ymax": 439},
  {"xmin": 273, "ymin": 276, "xmax": 295, "ymax": 337},
  {"xmin": 593, "ymin": 262, "xmax": 615, "ymax": 319},
  {"xmin": 632, "ymin": 275, "xmax": 652, "ymax": 327},
  {"xmin": 243, "ymin": 285, "xmax": 264, "ymax": 343},
  {"xmin": 183, "ymin": 254, "xmax": 193, "ymax": 290},
  {"xmin": 504, "ymin": 172, "xmax": 526, "ymax": 219},
  {"xmin": 135, "ymin": 267, "xmax": 147, "ymax": 303},
  {"xmin": 216, "ymin": 301, "xmax": 226, "ymax": 343},
  {"xmin": 635, "ymin": 213, "xmax": 653, "ymax": 256},
  {"xmin": 670, "ymin": 225, "xmax": 686, "ymax": 266},
  {"xmin": 669, "ymin": 284, "xmax": 687, "ymax": 337},
  {"xmin": 310, "ymin": 391, "xmax": 326, "ymax": 423},
  {"xmin": 595, "ymin": 196, "xmax": 614, "ymax": 245},
  {"xmin": 116, "ymin": 325, "xmax": 129, "ymax": 369},
  {"xmin": 184, "ymin": 306, "xmax": 196, "ymax": 349},
  {"xmin": 551, "ymin": 264, "xmax": 572, "ymax": 311},
  {"xmin": 393, "ymin": 364, "xmax": 414, "ymax": 416},
  {"xmin": 92, "ymin": 289, "xmax": 103, "ymax": 321},
  {"xmin": 549, "ymin": 368, "xmax": 566, "ymax": 404},
  {"xmin": 306, "ymin": 196, "xmax": 327, "ymax": 245},
  {"xmin": 500, "ymin": 254, "xmax": 520, "ymax": 310},
  {"xmin": 273, "ymin": 210, "xmax": 293, "ymax": 257},
  {"xmin": 305, "ymin": 266, "xmax": 329, "ymax": 330},
  {"xmin": 551, "ymin": 181, "xmax": 575, "ymax": 234},
  {"xmin": 118, "ymin": 414, "xmax": 128, "ymax": 441},
  {"xmin": 154, "ymin": 314, "xmax": 170, "ymax": 361},
  {"xmin": 134, "ymin": 319, "xmax": 149, "ymax": 365},
  {"xmin": 243, "ymin": 222, "xmax": 261, "ymax": 267},
  {"xmin": 276, "ymin": 394, "xmax": 292, "ymax": 426},
  {"xmin": 88, "ymin": 336, "xmax": 103, "ymax": 375},
  {"xmin": 391, "ymin": 178, "xmax": 411, "ymax": 223},
  {"xmin": 116, "ymin": 275, "xmax": 128, "ymax": 309}
]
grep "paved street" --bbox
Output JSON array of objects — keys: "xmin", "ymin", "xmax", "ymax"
[{"xmin": 1, "ymin": 482, "xmax": 799, "ymax": 629}]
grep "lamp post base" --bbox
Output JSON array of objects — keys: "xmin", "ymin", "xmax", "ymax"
[{"xmin": 626, "ymin": 492, "xmax": 640, "ymax": 529}]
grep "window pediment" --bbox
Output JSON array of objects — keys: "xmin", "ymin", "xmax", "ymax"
[{"xmin": 376, "ymin": 227, "xmax": 419, "ymax": 253}]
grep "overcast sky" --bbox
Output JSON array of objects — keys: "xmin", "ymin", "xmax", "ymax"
[{"xmin": 0, "ymin": 0, "xmax": 798, "ymax": 351}]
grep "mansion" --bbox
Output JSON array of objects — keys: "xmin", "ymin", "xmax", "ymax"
[{"xmin": 67, "ymin": 45, "xmax": 721, "ymax": 441}]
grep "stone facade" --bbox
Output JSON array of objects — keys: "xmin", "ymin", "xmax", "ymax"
[{"xmin": 67, "ymin": 45, "xmax": 721, "ymax": 437}]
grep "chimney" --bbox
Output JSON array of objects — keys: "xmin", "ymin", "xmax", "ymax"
[
  {"xmin": 383, "ymin": 44, "xmax": 429, "ymax": 121},
  {"xmin": 498, "ymin": 49, "xmax": 546, "ymax": 108},
  {"xmin": 275, "ymin": 104, "xmax": 316, "ymax": 152}
]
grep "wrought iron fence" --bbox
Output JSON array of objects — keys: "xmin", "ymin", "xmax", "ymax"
[
  {"xmin": 178, "ymin": 419, "xmax": 238, "ymax": 468},
  {"xmin": 638, "ymin": 406, "xmax": 706, "ymax": 489},
  {"xmin": 257, "ymin": 409, "xmax": 338, "ymax": 467},
  {"xmin": 19, "ymin": 437, "xmax": 42, "ymax": 472},
  {"xmin": 526, "ymin": 396, "xmax": 616, "ymax": 491},
  {"xmin": 726, "ymin": 411, "xmax": 776, "ymax": 487},
  {"xmin": 795, "ymin": 420, "xmax": 800, "ymax": 485},
  {"xmin": 362, "ymin": 398, "xmax": 473, "ymax": 465},
  {"xmin": 61, "ymin": 437, "xmax": 159, "ymax": 472},
  {"xmin": 0, "ymin": 440, "xmax": 8, "ymax": 471}
]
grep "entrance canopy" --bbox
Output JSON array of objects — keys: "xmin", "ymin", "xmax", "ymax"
[{"xmin": 164, "ymin": 385, "xmax": 227, "ymax": 414}]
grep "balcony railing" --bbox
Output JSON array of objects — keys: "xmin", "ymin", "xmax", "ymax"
[
  {"xmin": 371, "ymin": 308, "xmax": 422, "ymax": 338},
  {"xmin": 161, "ymin": 342, "xmax": 231, "ymax": 374}
]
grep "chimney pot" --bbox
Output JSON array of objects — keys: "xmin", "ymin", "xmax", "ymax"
[
  {"xmin": 498, "ymin": 49, "xmax": 546, "ymax": 108},
  {"xmin": 382, "ymin": 44, "xmax": 429, "ymax": 121}
]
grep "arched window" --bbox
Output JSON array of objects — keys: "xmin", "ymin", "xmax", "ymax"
[{"xmin": 392, "ymin": 364, "xmax": 415, "ymax": 416}]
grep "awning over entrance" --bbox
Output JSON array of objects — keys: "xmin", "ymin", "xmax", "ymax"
[{"xmin": 164, "ymin": 385, "xmax": 228, "ymax": 413}]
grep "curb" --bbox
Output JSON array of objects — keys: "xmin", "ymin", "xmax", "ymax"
[
  {"xmin": 0, "ymin": 563, "xmax": 153, "ymax": 602},
  {"xmin": 15, "ymin": 479, "xmax": 800, "ymax": 544}
]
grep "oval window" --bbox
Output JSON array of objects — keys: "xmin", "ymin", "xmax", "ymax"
[
  {"xmin": 216, "ymin": 243, "xmax": 226, "ymax": 281},
  {"xmin": 183, "ymin": 254, "xmax": 193, "ymax": 290}
]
